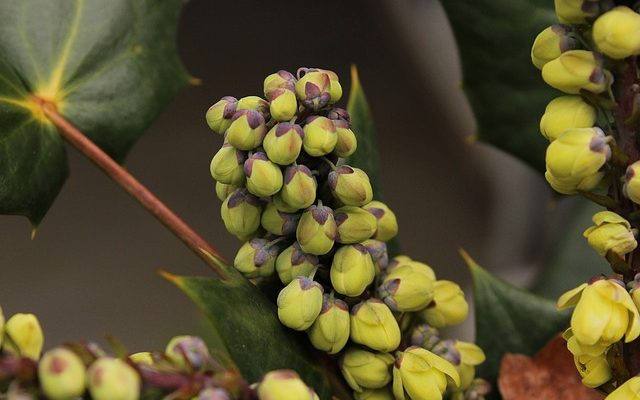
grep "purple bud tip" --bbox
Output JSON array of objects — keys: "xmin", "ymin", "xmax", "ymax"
[
  {"xmin": 368, "ymin": 207, "xmax": 385, "ymax": 219},
  {"xmin": 311, "ymin": 205, "xmax": 332, "ymax": 225},
  {"xmin": 336, "ymin": 165, "xmax": 355, "ymax": 175},
  {"xmin": 328, "ymin": 172, "xmax": 338, "ymax": 190},
  {"xmin": 275, "ymin": 122, "xmax": 293, "ymax": 137},
  {"xmin": 352, "ymin": 243, "xmax": 368, "ymax": 255},
  {"xmin": 228, "ymin": 189, "xmax": 261, "ymax": 208},
  {"xmin": 627, "ymin": 167, "xmax": 636, "ymax": 181},
  {"xmin": 297, "ymin": 277, "xmax": 322, "ymax": 292},
  {"xmin": 244, "ymin": 158, "xmax": 254, "ymax": 177},
  {"xmin": 305, "ymin": 82, "xmax": 321, "ymax": 98},
  {"xmin": 246, "ymin": 110, "xmax": 265, "ymax": 129},
  {"xmin": 589, "ymin": 134, "xmax": 608, "ymax": 154},
  {"xmin": 251, "ymin": 152, "xmax": 269, "ymax": 161},
  {"xmin": 334, "ymin": 211, "xmax": 348, "ymax": 226}
]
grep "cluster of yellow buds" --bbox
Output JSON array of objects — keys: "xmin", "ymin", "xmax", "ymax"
[
  {"xmin": 531, "ymin": 1, "xmax": 640, "ymax": 397},
  {"xmin": 207, "ymin": 69, "xmax": 487, "ymax": 399}
]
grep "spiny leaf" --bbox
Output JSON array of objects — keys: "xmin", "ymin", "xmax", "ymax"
[
  {"xmin": 0, "ymin": 0, "xmax": 191, "ymax": 226},
  {"xmin": 441, "ymin": 0, "xmax": 556, "ymax": 172}
]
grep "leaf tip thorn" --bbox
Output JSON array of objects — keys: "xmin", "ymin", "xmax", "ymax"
[
  {"xmin": 158, "ymin": 269, "xmax": 180, "ymax": 283},
  {"xmin": 458, "ymin": 247, "xmax": 480, "ymax": 270}
]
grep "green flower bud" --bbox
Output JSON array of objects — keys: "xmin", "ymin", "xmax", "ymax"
[
  {"xmin": 295, "ymin": 70, "xmax": 332, "ymax": 110},
  {"xmin": 539, "ymin": 96, "xmax": 597, "ymax": 141},
  {"xmin": 263, "ymin": 123, "xmax": 304, "ymax": 166},
  {"xmin": 363, "ymin": 201, "xmax": 398, "ymax": 241},
  {"xmin": 626, "ymin": 161, "xmax": 640, "ymax": 204},
  {"xmin": 410, "ymin": 324, "xmax": 441, "ymax": 350},
  {"xmin": 165, "ymin": 335, "xmax": 211, "ymax": 371},
  {"xmin": 307, "ymin": 294, "xmax": 350, "ymax": 354},
  {"xmin": 341, "ymin": 348, "xmax": 394, "ymax": 392},
  {"xmin": 268, "ymin": 89, "xmax": 298, "ymax": 122},
  {"xmin": 215, "ymin": 182, "xmax": 239, "ymax": 202},
  {"xmin": 302, "ymin": 116, "xmax": 338, "ymax": 156},
  {"xmin": 210, "ymin": 143, "xmax": 247, "ymax": 186},
  {"xmin": 385, "ymin": 257, "xmax": 436, "ymax": 281},
  {"xmin": 244, "ymin": 152, "xmax": 284, "ymax": 197},
  {"xmin": 87, "ymin": 357, "xmax": 140, "ymax": 400},
  {"xmin": 128, "ymin": 352, "xmax": 153, "ymax": 366},
  {"xmin": 329, "ymin": 166, "xmax": 373, "ymax": 206},
  {"xmin": 264, "ymin": 70, "xmax": 297, "ymax": 98},
  {"xmin": 361, "ymin": 239, "xmax": 389, "ymax": 271},
  {"xmin": 421, "ymin": 280, "xmax": 469, "ymax": 328},
  {"xmin": 600, "ymin": 375, "xmax": 640, "ymax": 399},
  {"xmin": 296, "ymin": 204, "xmax": 337, "ymax": 255},
  {"xmin": 393, "ymin": 347, "xmax": 460, "ymax": 400},
  {"xmin": 221, "ymin": 189, "xmax": 262, "ymax": 240},
  {"xmin": 38, "ymin": 347, "xmax": 87, "ymax": 400},
  {"xmin": 226, "ymin": 109, "xmax": 268, "ymax": 151},
  {"xmin": 272, "ymin": 192, "xmax": 302, "ymax": 213},
  {"xmin": 330, "ymin": 244, "xmax": 376, "ymax": 296},
  {"xmin": 554, "ymin": 0, "xmax": 600, "ymax": 24},
  {"xmin": 545, "ymin": 127, "xmax": 611, "ymax": 195},
  {"xmin": 275, "ymin": 242, "xmax": 319, "ymax": 285},
  {"xmin": 531, "ymin": 25, "xmax": 578, "ymax": 70},
  {"xmin": 206, "ymin": 96, "xmax": 238, "ymax": 135},
  {"xmin": 583, "ymin": 211, "xmax": 637, "ymax": 257},
  {"xmin": 236, "ymin": 96, "xmax": 270, "ymax": 120},
  {"xmin": 378, "ymin": 262, "xmax": 435, "ymax": 312},
  {"xmin": 350, "ymin": 299, "xmax": 401, "ymax": 352},
  {"xmin": 233, "ymin": 238, "xmax": 279, "ymax": 278},
  {"xmin": 257, "ymin": 370, "xmax": 318, "ymax": 400},
  {"xmin": 4, "ymin": 313, "xmax": 43, "ymax": 360},
  {"xmin": 277, "ymin": 277, "xmax": 324, "ymax": 330},
  {"xmin": 353, "ymin": 388, "xmax": 394, "ymax": 400},
  {"xmin": 541, "ymin": 50, "xmax": 609, "ymax": 94},
  {"xmin": 280, "ymin": 165, "xmax": 318, "ymax": 211},
  {"xmin": 334, "ymin": 206, "xmax": 377, "ymax": 244},
  {"xmin": 333, "ymin": 120, "xmax": 358, "ymax": 158},
  {"xmin": 261, "ymin": 202, "xmax": 300, "ymax": 236},
  {"xmin": 593, "ymin": 6, "xmax": 640, "ymax": 59}
]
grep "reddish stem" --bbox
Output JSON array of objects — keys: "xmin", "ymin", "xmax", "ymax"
[{"xmin": 34, "ymin": 96, "xmax": 227, "ymax": 279}]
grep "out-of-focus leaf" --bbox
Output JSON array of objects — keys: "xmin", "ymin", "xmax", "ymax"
[
  {"xmin": 441, "ymin": 0, "xmax": 556, "ymax": 172},
  {"xmin": 462, "ymin": 250, "xmax": 570, "ymax": 387},
  {"xmin": 0, "ymin": 0, "xmax": 191, "ymax": 226}
]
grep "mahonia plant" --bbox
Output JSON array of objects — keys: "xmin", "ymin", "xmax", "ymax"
[
  {"xmin": 532, "ymin": 0, "xmax": 640, "ymax": 397},
  {"xmin": 206, "ymin": 68, "xmax": 490, "ymax": 400}
]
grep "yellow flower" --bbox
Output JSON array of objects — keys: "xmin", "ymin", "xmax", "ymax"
[
  {"xmin": 392, "ymin": 346, "xmax": 460, "ymax": 400},
  {"xmin": 531, "ymin": 25, "xmax": 577, "ymax": 70},
  {"xmin": 541, "ymin": 50, "xmax": 609, "ymax": 94},
  {"xmin": 558, "ymin": 279, "xmax": 640, "ymax": 346},
  {"xmin": 420, "ymin": 280, "xmax": 469, "ymax": 328},
  {"xmin": 544, "ymin": 127, "xmax": 610, "ymax": 195},
  {"xmin": 4, "ymin": 313, "xmax": 44, "ymax": 361},
  {"xmin": 341, "ymin": 348, "xmax": 394, "ymax": 392},
  {"xmin": 593, "ymin": 6, "xmax": 640, "ymax": 60},
  {"xmin": 625, "ymin": 161, "xmax": 640, "ymax": 204},
  {"xmin": 539, "ymin": 96, "xmax": 597, "ymax": 141},
  {"xmin": 583, "ymin": 211, "xmax": 637, "ymax": 257},
  {"xmin": 606, "ymin": 376, "xmax": 640, "ymax": 400},
  {"xmin": 554, "ymin": 0, "xmax": 600, "ymax": 24}
]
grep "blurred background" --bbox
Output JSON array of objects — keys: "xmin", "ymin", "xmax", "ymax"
[{"xmin": 0, "ymin": 0, "xmax": 576, "ymax": 350}]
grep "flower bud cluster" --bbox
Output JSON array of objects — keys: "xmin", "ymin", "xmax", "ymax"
[{"xmin": 207, "ymin": 69, "xmax": 485, "ymax": 399}]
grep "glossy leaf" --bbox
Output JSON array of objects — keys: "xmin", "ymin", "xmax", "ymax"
[
  {"xmin": 441, "ymin": 0, "xmax": 556, "ymax": 172},
  {"xmin": 0, "ymin": 0, "xmax": 191, "ymax": 225},
  {"xmin": 163, "ymin": 264, "xmax": 352, "ymax": 400},
  {"xmin": 461, "ymin": 250, "xmax": 570, "ymax": 385}
]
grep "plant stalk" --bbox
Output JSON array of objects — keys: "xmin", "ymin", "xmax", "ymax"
[{"xmin": 34, "ymin": 96, "xmax": 227, "ymax": 279}]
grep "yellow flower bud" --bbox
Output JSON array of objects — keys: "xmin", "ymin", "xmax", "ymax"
[
  {"xmin": 593, "ymin": 6, "xmax": 640, "ymax": 60},
  {"xmin": 295, "ymin": 71, "xmax": 332, "ymax": 110},
  {"xmin": 261, "ymin": 202, "xmax": 300, "ymax": 236},
  {"xmin": 539, "ymin": 96, "xmax": 597, "ymax": 141},
  {"xmin": 331, "ymin": 244, "xmax": 376, "ymax": 296},
  {"xmin": 544, "ymin": 127, "xmax": 610, "ymax": 195},
  {"xmin": 268, "ymin": 89, "xmax": 298, "ymax": 122},
  {"xmin": 87, "ymin": 357, "xmax": 140, "ymax": 400},
  {"xmin": 354, "ymin": 387, "xmax": 394, "ymax": 400},
  {"xmin": 296, "ymin": 204, "xmax": 337, "ymax": 255},
  {"xmin": 38, "ymin": 347, "xmax": 87, "ymax": 400},
  {"xmin": 541, "ymin": 50, "xmax": 609, "ymax": 94},
  {"xmin": 625, "ymin": 161, "xmax": 640, "ymax": 204},
  {"xmin": 275, "ymin": 242, "xmax": 318, "ymax": 285},
  {"xmin": 263, "ymin": 123, "xmax": 304, "ymax": 166},
  {"xmin": 387, "ymin": 257, "xmax": 436, "ymax": 281},
  {"xmin": 302, "ymin": 116, "xmax": 338, "ymax": 156},
  {"xmin": 233, "ymin": 239, "xmax": 279, "ymax": 278},
  {"xmin": 277, "ymin": 277, "xmax": 324, "ymax": 331},
  {"xmin": 280, "ymin": 165, "xmax": 318, "ymax": 211},
  {"xmin": 210, "ymin": 143, "xmax": 247, "ymax": 186},
  {"xmin": 244, "ymin": 152, "xmax": 283, "ymax": 197},
  {"xmin": 165, "ymin": 335, "xmax": 210, "ymax": 371},
  {"xmin": 575, "ymin": 352, "xmax": 612, "ymax": 388},
  {"xmin": 392, "ymin": 346, "xmax": 460, "ymax": 400},
  {"xmin": 531, "ymin": 25, "xmax": 578, "ymax": 70},
  {"xmin": 350, "ymin": 299, "xmax": 401, "ymax": 352},
  {"xmin": 205, "ymin": 96, "xmax": 237, "ymax": 135},
  {"xmin": 257, "ymin": 370, "xmax": 318, "ymax": 400},
  {"xmin": 420, "ymin": 280, "xmax": 469, "ymax": 328},
  {"xmin": 264, "ymin": 70, "xmax": 296, "ymax": 98},
  {"xmin": 334, "ymin": 206, "xmax": 377, "ymax": 244},
  {"xmin": 329, "ymin": 166, "xmax": 374, "ymax": 207},
  {"xmin": 215, "ymin": 182, "xmax": 239, "ymax": 202},
  {"xmin": 236, "ymin": 96, "xmax": 270, "ymax": 119},
  {"xmin": 221, "ymin": 189, "xmax": 262, "ymax": 240},
  {"xmin": 558, "ymin": 278, "xmax": 640, "ymax": 346},
  {"xmin": 363, "ymin": 201, "xmax": 398, "ymax": 242},
  {"xmin": 315, "ymin": 68, "xmax": 343, "ymax": 104},
  {"xmin": 307, "ymin": 295, "xmax": 350, "ymax": 354},
  {"xmin": 554, "ymin": 0, "xmax": 600, "ymax": 24},
  {"xmin": 226, "ymin": 109, "xmax": 268, "ymax": 151},
  {"xmin": 341, "ymin": 348, "xmax": 394, "ymax": 392},
  {"xmin": 583, "ymin": 211, "xmax": 637, "ymax": 257},
  {"xmin": 378, "ymin": 262, "xmax": 435, "ymax": 312},
  {"xmin": 333, "ymin": 120, "xmax": 358, "ymax": 158},
  {"xmin": 563, "ymin": 328, "xmax": 609, "ymax": 357},
  {"xmin": 128, "ymin": 352, "xmax": 154, "ymax": 366},
  {"xmin": 606, "ymin": 376, "xmax": 640, "ymax": 400},
  {"xmin": 361, "ymin": 239, "xmax": 390, "ymax": 271},
  {"xmin": 4, "ymin": 313, "xmax": 44, "ymax": 360}
]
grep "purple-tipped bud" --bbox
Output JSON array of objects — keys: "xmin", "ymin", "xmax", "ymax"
[
  {"xmin": 261, "ymin": 202, "xmax": 300, "ymax": 236},
  {"xmin": 328, "ymin": 166, "xmax": 373, "ymax": 206},
  {"xmin": 296, "ymin": 204, "xmax": 337, "ymax": 255},
  {"xmin": 263, "ymin": 123, "xmax": 304, "ymax": 165},
  {"xmin": 226, "ymin": 109, "xmax": 267, "ymax": 150},
  {"xmin": 221, "ymin": 188, "xmax": 263, "ymax": 240},
  {"xmin": 302, "ymin": 116, "xmax": 338, "ymax": 156},
  {"xmin": 244, "ymin": 152, "xmax": 283, "ymax": 197},
  {"xmin": 234, "ymin": 238, "xmax": 279, "ymax": 278},
  {"xmin": 295, "ymin": 70, "xmax": 332, "ymax": 111},
  {"xmin": 206, "ymin": 96, "xmax": 238, "ymax": 134},
  {"xmin": 210, "ymin": 143, "xmax": 247, "ymax": 186},
  {"xmin": 280, "ymin": 165, "xmax": 318, "ymax": 210},
  {"xmin": 165, "ymin": 335, "xmax": 211, "ymax": 371},
  {"xmin": 275, "ymin": 242, "xmax": 319, "ymax": 284},
  {"xmin": 264, "ymin": 70, "xmax": 297, "ymax": 98}
]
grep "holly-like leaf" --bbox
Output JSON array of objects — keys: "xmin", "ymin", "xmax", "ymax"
[
  {"xmin": 461, "ymin": 250, "xmax": 570, "ymax": 386},
  {"xmin": 163, "ymin": 263, "xmax": 352, "ymax": 400},
  {"xmin": 0, "ymin": 0, "xmax": 191, "ymax": 226},
  {"xmin": 441, "ymin": 0, "xmax": 556, "ymax": 172}
]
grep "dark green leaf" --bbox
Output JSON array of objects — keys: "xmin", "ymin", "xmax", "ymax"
[
  {"xmin": 461, "ymin": 250, "xmax": 570, "ymax": 386},
  {"xmin": 0, "ymin": 0, "xmax": 191, "ymax": 225},
  {"xmin": 163, "ymin": 264, "xmax": 352, "ymax": 400},
  {"xmin": 441, "ymin": 0, "xmax": 556, "ymax": 172}
]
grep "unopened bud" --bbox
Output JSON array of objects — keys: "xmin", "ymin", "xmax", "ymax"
[
  {"xmin": 206, "ymin": 96, "xmax": 238, "ymax": 134},
  {"xmin": 39, "ymin": 347, "xmax": 87, "ymax": 400},
  {"xmin": 333, "ymin": 120, "xmax": 358, "ymax": 158},
  {"xmin": 334, "ymin": 206, "xmax": 377, "ymax": 244},
  {"xmin": 236, "ymin": 96, "xmax": 270, "ymax": 120},
  {"xmin": 226, "ymin": 109, "xmax": 268, "ymax": 151},
  {"xmin": 531, "ymin": 24, "xmax": 578, "ymax": 69},
  {"xmin": 378, "ymin": 262, "xmax": 435, "ymax": 312},
  {"xmin": 307, "ymin": 295, "xmax": 350, "ymax": 354},
  {"xmin": 257, "ymin": 370, "xmax": 318, "ymax": 400},
  {"xmin": 268, "ymin": 89, "xmax": 298, "ymax": 122},
  {"xmin": 87, "ymin": 357, "xmax": 140, "ymax": 400},
  {"xmin": 625, "ymin": 161, "xmax": 640, "ymax": 204},
  {"xmin": 329, "ymin": 166, "xmax": 373, "ymax": 206},
  {"xmin": 210, "ymin": 143, "xmax": 247, "ymax": 186},
  {"xmin": 341, "ymin": 348, "xmax": 394, "ymax": 391},
  {"xmin": 221, "ymin": 189, "xmax": 262, "ymax": 240},
  {"xmin": 165, "ymin": 335, "xmax": 211, "ymax": 371},
  {"xmin": 421, "ymin": 280, "xmax": 469, "ymax": 328},
  {"xmin": 277, "ymin": 277, "xmax": 324, "ymax": 330},
  {"xmin": 350, "ymin": 299, "xmax": 401, "ymax": 352},
  {"xmin": 583, "ymin": 211, "xmax": 637, "ymax": 257},
  {"xmin": 280, "ymin": 165, "xmax": 318, "ymax": 211},
  {"xmin": 363, "ymin": 201, "xmax": 398, "ymax": 241},
  {"xmin": 261, "ymin": 202, "xmax": 300, "ymax": 236},
  {"xmin": 244, "ymin": 152, "xmax": 283, "ymax": 197},
  {"xmin": 593, "ymin": 6, "xmax": 640, "ymax": 59},
  {"xmin": 275, "ymin": 242, "xmax": 319, "ymax": 285},
  {"xmin": 233, "ymin": 239, "xmax": 279, "ymax": 278},
  {"xmin": 215, "ymin": 182, "xmax": 239, "ymax": 202},
  {"xmin": 4, "ymin": 313, "xmax": 43, "ymax": 360},
  {"xmin": 264, "ymin": 70, "xmax": 297, "ymax": 97},
  {"xmin": 542, "ymin": 50, "xmax": 609, "ymax": 94},
  {"xmin": 295, "ymin": 71, "xmax": 332, "ymax": 110},
  {"xmin": 554, "ymin": 0, "xmax": 600, "ymax": 24},
  {"xmin": 301, "ymin": 116, "xmax": 338, "ymax": 156},
  {"xmin": 330, "ymin": 244, "xmax": 376, "ymax": 296},
  {"xmin": 360, "ymin": 239, "xmax": 389, "ymax": 271},
  {"xmin": 410, "ymin": 324, "xmax": 441, "ymax": 349},
  {"xmin": 263, "ymin": 123, "xmax": 304, "ymax": 166},
  {"xmin": 296, "ymin": 204, "xmax": 337, "ymax": 255},
  {"xmin": 128, "ymin": 352, "xmax": 153, "ymax": 366},
  {"xmin": 539, "ymin": 96, "xmax": 597, "ymax": 141}
]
